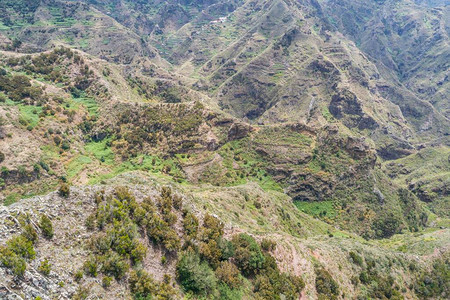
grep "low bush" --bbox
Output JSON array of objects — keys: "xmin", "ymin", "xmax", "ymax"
[
  {"xmin": 58, "ymin": 183, "xmax": 70, "ymax": 198},
  {"xmin": 349, "ymin": 251, "xmax": 363, "ymax": 266},
  {"xmin": 215, "ymin": 261, "xmax": 243, "ymax": 290},
  {"xmin": 38, "ymin": 259, "xmax": 51, "ymax": 276},
  {"xmin": 100, "ymin": 251, "xmax": 129, "ymax": 280},
  {"xmin": 0, "ymin": 234, "xmax": 35, "ymax": 277},
  {"xmin": 22, "ymin": 224, "xmax": 38, "ymax": 244},
  {"xmin": 39, "ymin": 214, "xmax": 54, "ymax": 239},
  {"xmin": 260, "ymin": 238, "xmax": 277, "ymax": 251},
  {"xmin": 130, "ymin": 270, "xmax": 176, "ymax": 299},
  {"xmin": 315, "ymin": 268, "xmax": 339, "ymax": 300}
]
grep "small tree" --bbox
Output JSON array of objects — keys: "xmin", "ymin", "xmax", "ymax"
[
  {"xmin": 231, "ymin": 233, "xmax": 265, "ymax": 276},
  {"xmin": 40, "ymin": 215, "xmax": 54, "ymax": 239},
  {"xmin": 58, "ymin": 183, "xmax": 70, "ymax": 198},
  {"xmin": 21, "ymin": 224, "xmax": 38, "ymax": 244},
  {"xmin": 215, "ymin": 261, "xmax": 242, "ymax": 289}
]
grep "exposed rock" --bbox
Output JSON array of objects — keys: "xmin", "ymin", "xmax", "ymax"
[
  {"xmin": 329, "ymin": 89, "xmax": 378, "ymax": 130},
  {"xmin": 227, "ymin": 122, "xmax": 252, "ymax": 141}
]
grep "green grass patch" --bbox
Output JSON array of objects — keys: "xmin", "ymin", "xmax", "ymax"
[
  {"xmin": 72, "ymin": 96, "xmax": 98, "ymax": 116},
  {"xmin": 85, "ymin": 139, "xmax": 115, "ymax": 165},
  {"xmin": 0, "ymin": 21, "xmax": 10, "ymax": 30},
  {"xmin": 321, "ymin": 106, "xmax": 334, "ymax": 122},
  {"xmin": 66, "ymin": 155, "xmax": 93, "ymax": 179},
  {"xmin": 216, "ymin": 139, "xmax": 283, "ymax": 192},
  {"xmin": 18, "ymin": 105, "xmax": 42, "ymax": 129},
  {"xmin": 4, "ymin": 192, "xmax": 20, "ymax": 206},
  {"xmin": 87, "ymin": 154, "xmax": 185, "ymax": 185},
  {"xmin": 294, "ymin": 200, "xmax": 336, "ymax": 218}
]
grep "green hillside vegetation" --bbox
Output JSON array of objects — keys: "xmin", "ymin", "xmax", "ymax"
[{"xmin": 0, "ymin": 0, "xmax": 448, "ymax": 299}]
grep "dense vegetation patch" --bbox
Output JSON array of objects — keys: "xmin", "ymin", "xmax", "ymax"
[{"xmin": 78, "ymin": 186, "xmax": 305, "ymax": 299}]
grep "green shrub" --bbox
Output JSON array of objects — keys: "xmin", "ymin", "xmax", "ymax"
[
  {"xmin": 183, "ymin": 211, "xmax": 199, "ymax": 239},
  {"xmin": 253, "ymin": 253, "xmax": 304, "ymax": 300},
  {"xmin": 130, "ymin": 240, "xmax": 147, "ymax": 264},
  {"xmin": 0, "ymin": 247, "xmax": 27, "ymax": 277},
  {"xmin": 39, "ymin": 214, "xmax": 54, "ymax": 239},
  {"xmin": 372, "ymin": 213, "xmax": 402, "ymax": 238},
  {"xmin": 102, "ymin": 276, "xmax": 113, "ymax": 288},
  {"xmin": 415, "ymin": 258, "xmax": 449, "ymax": 299},
  {"xmin": 261, "ymin": 239, "xmax": 277, "ymax": 251},
  {"xmin": 173, "ymin": 194, "xmax": 183, "ymax": 210},
  {"xmin": 218, "ymin": 283, "xmax": 242, "ymax": 300},
  {"xmin": 22, "ymin": 224, "xmax": 38, "ymax": 244},
  {"xmin": 38, "ymin": 259, "xmax": 51, "ymax": 276},
  {"xmin": 85, "ymin": 213, "xmax": 96, "ymax": 231},
  {"xmin": 83, "ymin": 256, "xmax": 98, "ymax": 277},
  {"xmin": 129, "ymin": 269, "xmax": 158, "ymax": 298},
  {"xmin": 0, "ymin": 233, "xmax": 37, "ymax": 277},
  {"xmin": 349, "ymin": 251, "xmax": 363, "ymax": 266},
  {"xmin": 176, "ymin": 252, "xmax": 218, "ymax": 296},
  {"xmin": 74, "ymin": 270, "xmax": 83, "ymax": 282},
  {"xmin": 0, "ymin": 151, "xmax": 4, "ymax": 163},
  {"xmin": 129, "ymin": 270, "xmax": 177, "ymax": 299},
  {"xmin": 231, "ymin": 233, "xmax": 265, "ymax": 276},
  {"xmin": 215, "ymin": 261, "xmax": 242, "ymax": 290},
  {"xmin": 199, "ymin": 240, "xmax": 222, "ymax": 269},
  {"xmin": 100, "ymin": 251, "xmax": 129, "ymax": 279},
  {"xmin": 6, "ymin": 235, "xmax": 35, "ymax": 259},
  {"xmin": 163, "ymin": 229, "xmax": 181, "ymax": 252},
  {"xmin": 315, "ymin": 268, "xmax": 339, "ymax": 300},
  {"xmin": 201, "ymin": 214, "xmax": 224, "ymax": 241},
  {"xmin": 218, "ymin": 238, "xmax": 234, "ymax": 261},
  {"xmin": 58, "ymin": 183, "xmax": 70, "ymax": 198},
  {"xmin": 72, "ymin": 286, "xmax": 90, "ymax": 300}
]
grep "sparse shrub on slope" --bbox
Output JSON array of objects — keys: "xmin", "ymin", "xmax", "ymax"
[
  {"xmin": 22, "ymin": 224, "xmax": 38, "ymax": 244},
  {"xmin": 58, "ymin": 183, "xmax": 70, "ymax": 198},
  {"xmin": 38, "ymin": 258, "xmax": 51, "ymax": 276},
  {"xmin": 39, "ymin": 214, "xmax": 54, "ymax": 239},
  {"xmin": 253, "ymin": 253, "xmax": 305, "ymax": 300},
  {"xmin": 79, "ymin": 187, "xmax": 305, "ymax": 299},
  {"xmin": 349, "ymin": 251, "xmax": 364, "ymax": 266},
  {"xmin": 199, "ymin": 214, "xmax": 225, "ymax": 268},
  {"xmin": 182, "ymin": 210, "xmax": 199, "ymax": 240},
  {"xmin": 372, "ymin": 213, "xmax": 402, "ymax": 239}
]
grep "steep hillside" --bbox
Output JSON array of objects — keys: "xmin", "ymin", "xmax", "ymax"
[
  {"xmin": 0, "ymin": 0, "xmax": 449, "ymax": 299},
  {"xmin": 319, "ymin": 0, "xmax": 449, "ymax": 119},
  {"xmin": 0, "ymin": 172, "xmax": 448, "ymax": 299}
]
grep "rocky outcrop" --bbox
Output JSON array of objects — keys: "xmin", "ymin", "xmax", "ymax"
[
  {"xmin": 227, "ymin": 122, "xmax": 252, "ymax": 141},
  {"xmin": 329, "ymin": 89, "xmax": 378, "ymax": 130},
  {"xmin": 286, "ymin": 172, "xmax": 335, "ymax": 201}
]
